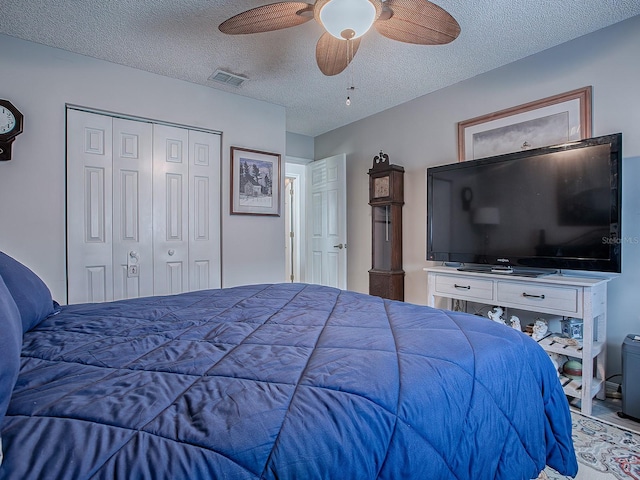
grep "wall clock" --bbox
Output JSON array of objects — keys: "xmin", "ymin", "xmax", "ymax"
[{"xmin": 0, "ymin": 100, "xmax": 24, "ymax": 161}]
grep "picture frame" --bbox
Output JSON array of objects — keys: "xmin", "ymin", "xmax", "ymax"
[
  {"xmin": 457, "ymin": 86, "xmax": 592, "ymax": 161},
  {"xmin": 230, "ymin": 146, "xmax": 281, "ymax": 216}
]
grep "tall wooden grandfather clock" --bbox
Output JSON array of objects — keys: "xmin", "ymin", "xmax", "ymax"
[{"xmin": 368, "ymin": 151, "xmax": 404, "ymax": 301}]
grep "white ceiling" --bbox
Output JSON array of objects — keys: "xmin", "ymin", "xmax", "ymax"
[{"xmin": 1, "ymin": 1, "xmax": 639, "ymax": 137}]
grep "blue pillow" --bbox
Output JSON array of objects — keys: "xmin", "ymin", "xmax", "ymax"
[
  {"xmin": 0, "ymin": 252, "xmax": 58, "ymax": 333},
  {"xmin": 0, "ymin": 273, "xmax": 22, "ymax": 430}
]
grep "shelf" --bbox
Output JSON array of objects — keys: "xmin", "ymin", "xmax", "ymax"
[
  {"xmin": 559, "ymin": 374, "xmax": 604, "ymax": 400},
  {"xmin": 536, "ymin": 334, "xmax": 604, "ymax": 359}
]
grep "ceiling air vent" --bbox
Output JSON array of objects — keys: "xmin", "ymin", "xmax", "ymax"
[{"xmin": 208, "ymin": 69, "xmax": 247, "ymax": 87}]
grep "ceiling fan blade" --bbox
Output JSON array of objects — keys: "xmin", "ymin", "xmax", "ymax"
[
  {"xmin": 219, "ymin": 2, "xmax": 313, "ymax": 35},
  {"xmin": 374, "ymin": 0, "xmax": 460, "ymax": 45},
  {"xmin": 316, "ymin": 32, "xmax": 361, "ymax": 76}
]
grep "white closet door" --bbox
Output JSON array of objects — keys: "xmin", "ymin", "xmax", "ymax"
[
  {"xmin": 188, "ymin": 130, "xmax": 221, "ymax": 290},
  {"xmin": 112, "ymin": 118, "xmax": 154, "ymax": 300},
  {"xmin": 68, "ymin": 110, "xmax": 221, "ymax": 303},
  {"xmin": 153, "ymin": 124, "xmax": 190, "ymax": 296},
  {"xmin": 67, "ymin": 110, "xmax": 114, "ymax": 304}
]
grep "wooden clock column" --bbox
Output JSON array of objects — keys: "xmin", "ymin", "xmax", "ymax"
[{"xmin": 368, "ymin": 152, "xmax": 404, "ymax": 301}]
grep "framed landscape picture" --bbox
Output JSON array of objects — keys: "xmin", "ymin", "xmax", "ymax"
[
  {"xmin": 457, "ymin": 86, "xmax": 592, "ymax": 161},
  {"xmin": 230, "ymin": 146, "xmax": 281, "ymax": 216}
]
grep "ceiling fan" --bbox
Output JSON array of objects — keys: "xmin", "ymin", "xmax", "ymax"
[{"xmin": 219, "ymin": 0, "xmax": 460, "ymax": 76}]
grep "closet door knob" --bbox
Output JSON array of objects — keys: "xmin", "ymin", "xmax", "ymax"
[{"xmin": 168, "ymin": 249, "xmax": 175, "ymax": 256}]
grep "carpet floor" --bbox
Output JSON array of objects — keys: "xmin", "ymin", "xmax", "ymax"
[{"xmin": 544, "ymin": 411, "xmax": 640, "ymax": 480}]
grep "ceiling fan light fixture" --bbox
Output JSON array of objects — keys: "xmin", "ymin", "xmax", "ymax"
[
  {"xmin": 220, "ymin": 0, "xmax": 459, "ymax": 76},
  {"xmin": 317, "ymin": 0, "xmax": 380, "ymax": 40}
]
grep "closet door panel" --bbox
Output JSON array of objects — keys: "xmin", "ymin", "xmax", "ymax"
[
  {"xmin": 153, "ymin": 124, "xmax": 189, "ymax": 296},
  {"xmin": 67, "ymin": 110, "xmax": 114, "ymax": 304},
  {"xmin": 188, "ymin": 130, "xmax": 221, "ymax": 290},
  {"xmin": 112, "ymin": 118, "xmax": 154, "ymax": 300}
]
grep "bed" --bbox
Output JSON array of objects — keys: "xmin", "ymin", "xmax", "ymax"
[{"xmin": 0, "ymin": 251, "xmax": 578, "ymax": 479}]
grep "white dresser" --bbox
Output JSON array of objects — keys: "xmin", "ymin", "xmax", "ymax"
[{"xmin": 424, "ymin": 266, "xmax": 611, "ymax": 415}]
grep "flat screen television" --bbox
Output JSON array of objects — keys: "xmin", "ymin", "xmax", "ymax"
[{"xmin": 426, "ymin": 133, "xmax": 622, "ymax": 274}]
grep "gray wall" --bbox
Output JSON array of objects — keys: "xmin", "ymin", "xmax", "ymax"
[
  {"xmin": 286, "ymin": 132, "xmax": 314, "ymax": 159},
  {"xmin": 0, "ymin": 34, "xmax": 287, "ymax": 303},
  {"xmin": 315, "ymin": 15, "xmax": 640, "ymax": 376}
]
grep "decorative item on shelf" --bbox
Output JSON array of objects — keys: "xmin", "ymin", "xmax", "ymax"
[
  {"xmin": 547, "ymin": 352, "xmax": 568, "ymax": 377},
  {"xmin": 0, "ymin": 99, "xmax": 24, "ymax": 161},
  {"xmin": 487, "ymin": 309, "xmax": 521, "ymax": 330},
  {"xmin": 532, "ymin": 318, "xmax": 549, "ymax": 341},
  {"xmin": 550, "ymin": 336, "xmax": 580, "ymax": 347},
  {"xmin": 563, "ymin": 359, "xmax": 583, "ymax": 378},
  {"xmin": 487, "ymin": 306, "xmax": 505, "ymax": 324},
  {"xmin": 368, "ymin": 151, "xmax": 404, "ymax": 301},
  {"xmin": 561, "ymin": 317, "xmax": 584, "ymax": 340}
]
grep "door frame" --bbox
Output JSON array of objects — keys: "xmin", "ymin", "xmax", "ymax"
[{"xmin": 285, "ymin": 158, "xmax": 310, "ymax": 283}]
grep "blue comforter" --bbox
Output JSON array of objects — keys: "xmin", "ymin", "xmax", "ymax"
[{"xmin": 0, "ymin": 283, "xmax": 577, "ymax": 479}]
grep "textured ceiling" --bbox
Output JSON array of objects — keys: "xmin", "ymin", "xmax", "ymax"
[{"xmin": 1, "ymin": 0, "xmax": 639, "ymax": 137}]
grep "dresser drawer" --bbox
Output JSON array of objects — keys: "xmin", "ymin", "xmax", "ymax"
[
  {"xmin": 434, "ymin": 274, "xmax": 494, "ymax": 302},
  {"xmin": 497, "ymin": 281, "xmax": 579, "ymax": 314}
]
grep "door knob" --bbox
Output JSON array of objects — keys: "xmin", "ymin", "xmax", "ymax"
[
  {"xmin": 168, "ymin": 249, "xmax": 175, "ymax": 256},
  {"xmin": 127, "ymin": 251, "xmax": 140, "ymax": 278},
  {"xmin": 333, "ymin": 243, "xmax": 344, "ymax": 249}
]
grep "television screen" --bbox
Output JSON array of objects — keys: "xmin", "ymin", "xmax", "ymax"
[{"xmin": 426, "ymin": 133, "xmax": 622, "ymax": 273}]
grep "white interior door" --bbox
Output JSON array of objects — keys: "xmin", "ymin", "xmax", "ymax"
[
  {"xmin": 307, "ymin": 154, "xmax": 347, "ymax": 289},
  {"xmin": 112, "ymin": 118, "xmax": 154, "ymax": 300},
  {"xmin": 67, "ymin": 110, "xmax": 114, "ymax": 304},
  {"xmin": 153, "ymin": 124, "xmax": 190, "ymax": 296}
]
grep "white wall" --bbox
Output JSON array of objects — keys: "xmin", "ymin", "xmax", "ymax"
[
  {"xmin": 315, "ymin": 15, "xmax": 640, "ymax": 375},
  {"xmin": 0, "ymin": 34, "xmax": 286, "ymax": 303}
]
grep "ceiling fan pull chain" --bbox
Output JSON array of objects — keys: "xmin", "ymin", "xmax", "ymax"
[{"xmin": 346, "ymin": 38, "xmax": 355, "ymax": 106}]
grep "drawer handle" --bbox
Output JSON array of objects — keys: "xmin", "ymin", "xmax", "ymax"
[
  {"xmin": 454, "ymin": 284, "xmax": 471, "ymax": 290},
  {"xmin": 522, "ymin": 292, "xmax": 545, "ymax": 299}
]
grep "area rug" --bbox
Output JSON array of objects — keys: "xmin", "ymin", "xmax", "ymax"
[{"xmin": 544, "ymin": 411, "xmax": 640, "ymax": 480}]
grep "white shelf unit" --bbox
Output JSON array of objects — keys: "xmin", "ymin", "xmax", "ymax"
[{"xmin": 424, "ymin": 266, "xmax": 611, "ymax": 415}]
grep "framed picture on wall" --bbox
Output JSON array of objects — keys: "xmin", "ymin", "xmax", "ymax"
[
  {"xmin": 230, "ymin": 146, "xmax": 281, "ymax": 216},
  {"xmin": 457, "ymin": 86, "xmax": 592, "ymax": 161}
]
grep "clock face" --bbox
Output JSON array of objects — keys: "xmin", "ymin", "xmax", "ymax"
[
  {"xmin": 0, "ymin": 106, "xmax": 17, "ymax": 135},
  {"xmin": 374, "ymin": 176, "xmax": 390, "ymax": 198}
]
